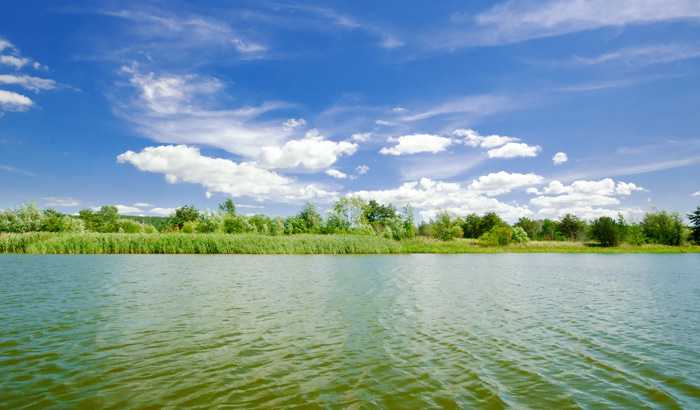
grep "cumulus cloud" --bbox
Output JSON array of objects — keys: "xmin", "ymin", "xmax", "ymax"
[
  {"xmin": 693, "ymin": 191, "xmax": 700, "ymax": 197},
  {"xmin": 0, "ymin": 55, "xmax": 30, "ymax": 70},
  {"xmin": 148, "ymin": 207, "xmax": 177, "ymax": 216},
  {"xmin": 260, "ymin": 129, "xmax": 357, "ymax": 170},
  {"xmin": 380, "ymin": 134, "xmax": 453, "ymax": 156},
  {"xmin": 325, "ymin": 169, "xmax": 348, "ymax": 179},
  {"xmin": 528, "ymin": 178, "xmax": 645, "ymax": 219},
  {"xmin": 487, "ymin": 142, "xmax": 541, "ymax": 158},
  {"xmin": 356, "ymin": 164, "xmax": 370, "ymax": 175},
  {"xmin": 117, "ymin": 145, "xmax": 337, "ymax": 202},
  {"xmin": 283, "ymin": 118, "xmax": 306, "ymax": 130},
  {"xmin": 350, "ymin": 177, "xmax": 533, "ymax": 222},
  {"xmin": 468, "ymin": 171, "xmax": 544, "ymax": 196},
  {"xmin": 553, "ymin": 152, "xmax": 568, "ymax": 165},
  {"xmin": 0, "ymin": 89, "xmax": 33, "ymax": 111},
  {"xmin": 351, "ymin": 132, "xmax": 371, "ymax": 142},
  {"xmin": 0, "ymin": 74, "xmax": 56, "ymax": 92},
  {"xmin": 453, "ymin": 128, "xmax": 518, "ymax": 148}
]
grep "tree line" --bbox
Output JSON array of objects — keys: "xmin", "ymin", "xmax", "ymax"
[{"xmin": 1, "ymin": 199, "xmax": 699, "ymax": 247}]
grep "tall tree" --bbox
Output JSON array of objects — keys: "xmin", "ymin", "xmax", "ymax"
[{"xmin": 688, "ymin": 206, "xmax": 700, "ymax": 244}]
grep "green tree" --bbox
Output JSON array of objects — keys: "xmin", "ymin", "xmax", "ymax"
[
  {"xmin": 170, "ymin": 205, "xmax": 200, "ymax": 230},
  {"xmin": 515, "ymin": 217, "xmax": 540, "ymax": 240},
  {"xmin": 432, "ymin": 212, "xmax": 463, "ymax": 241},
  {"xmin": 479, "ymin": 212, "xmax": 504, "ymax": 236},
  {"xmin": 218, "ymin": 199, "xmax": 236, "ymax": 216},
  {"xmin": 590, "ymin": 216, "xmax": 621, "ymax": 247},
  {"xmin": 511, "ymin": 226, "xmax": 529, "ymax": 243},
  {"xmin": 641, "ymin": 211, "xmax": 684, "ymax": 246},
  {"xmin": 480, "ymin": 226, "xmax": 513, "ymax": 246},
  {"xmin": 688, "ymin": 206, "xmax": 700, "ymax": 244},
  {"xmin": 558, "ymin": 214, "xmax": 585, "ymax": 241},
  {"xmin": 540, "ymin": 219, "xmax": 558, "ymax": 240},
  {"xmin": 297, "ymin": 203, "xmax": 322, "ymax": 233},
  {"xmin": 362, "ymin": 200, "xmax": 397, "ymax": 225},
  {"xmin": 460, "ymin": 214, "xmax": 482, "ymax": 238}
]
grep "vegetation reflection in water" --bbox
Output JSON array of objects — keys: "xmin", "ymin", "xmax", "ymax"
[{"xmin": 1, "ymin": 254, "xmax": 699, "ymax": 408}]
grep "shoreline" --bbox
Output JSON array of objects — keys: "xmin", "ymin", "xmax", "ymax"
[{"xmin": 1, "ymin": 233, "xmax": 698, "ymax": 255}]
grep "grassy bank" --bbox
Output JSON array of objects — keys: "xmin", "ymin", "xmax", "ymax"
[{"xmin": 1, "ymin": 233, "xmax": 699, "ymax": 254}]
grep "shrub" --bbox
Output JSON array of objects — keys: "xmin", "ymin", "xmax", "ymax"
[
  {"xmin": 117, "ymin": 219, "xmax": 144, "ymax": 234},
  {"xmin": 625, "ymin": 225, "xmax": 646, "ymax": 245},
  {"xmin": 196, "ymin": 216, "xmax": 219, "ymax": 233},
  {"xmin": 479, "ymin": 226, "xmax": 513, "ymax": 246},
  {"xmin": 590, "ymin": 217, "xmax": 620, "ymax": 247},
  {"xmin": 432, "ymin": 212, "xmax": 463, "ymax": 241},
  {"xmin": 511, "ymin": 226, "xmax": 529, "ymax": 243},
  {"xmin": 223, "ymin": 215, "xmax": 252, "ymax": 234},
  {"xmin": 142, "ymin": 224, "xmax": 158, "ymax": 234}
]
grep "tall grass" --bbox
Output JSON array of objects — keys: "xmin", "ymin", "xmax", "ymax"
[{"xmin": 1, "ymin": 233, "xmax": 698, "ymax": 254}]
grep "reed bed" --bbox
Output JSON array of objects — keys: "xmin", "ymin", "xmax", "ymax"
[{"xmin": 1, "ymin": 233, "xmax": 698, "ymax": 254}]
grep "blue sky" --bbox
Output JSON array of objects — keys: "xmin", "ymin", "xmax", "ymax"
[{"xmin": 1, "ymin": 0, "xmax": 699, "ymax": 221}]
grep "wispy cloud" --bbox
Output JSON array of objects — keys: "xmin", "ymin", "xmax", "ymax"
[
  {"xmin": 435, "ymin": 0, "xmax": 700, "ymax": 49},
  {"xmin": 0, "ymin": 164, "xmax": 35, "ymax": 177},
  {"xmin": 572, "ymin": 44, "xmax": 700, "ymax": 66}
]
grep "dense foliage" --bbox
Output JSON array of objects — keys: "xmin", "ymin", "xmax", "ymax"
[{"xmin": 1, "ymin": 200, "xmax": 698, "ymax": 247}]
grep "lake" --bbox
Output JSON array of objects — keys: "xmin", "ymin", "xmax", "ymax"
[{"xmin": 1, "ymin": 254, "xmax": 699, "ymax": 408}]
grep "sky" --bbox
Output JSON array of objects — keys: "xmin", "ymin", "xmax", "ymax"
[{"xmin": 1, "ymin": 0, "xmax": 699, "ymax": 222}]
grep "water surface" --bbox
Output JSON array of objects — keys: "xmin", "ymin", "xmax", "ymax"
[{"xmin": 1, "ymin": 254, "xmax": 699, "ymax": 408}]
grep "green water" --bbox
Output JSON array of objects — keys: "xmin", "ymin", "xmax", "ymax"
[{"xmin": 1, "ymin": 255, "xmax": 699, "ymax": 409}]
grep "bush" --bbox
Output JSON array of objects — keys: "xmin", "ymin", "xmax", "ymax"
[
  {"xmin": 196, "ymin": 216, "xmax": 219, "ymax": 233},
  {"xmin": 625, "ymin": 225, "xmax": 646, "ymax": 245},
  {"xmin": 479, "ymin": 226, "xmax": 513, "ymax": 246},
  {"xmin": 117, "ymin": 219, "xmax": 144, "ymax": 234},
  {"xmin": 511, "ymin": 226, "xmax": 529, "ymax": 243},
  {"xmin": 223, "ymin": 215, "xmax": 253, "ymax": 234},
  {"xmin": 180, "ymin": 221, "xmax": 197, "ymax": 233},
  {"xmin": 590, "ymin": 217, "xmax": 621, "ymax": 247},
  {"xmin": 432, "ymin": 212, "xmax": 463, "ymax": 241}
]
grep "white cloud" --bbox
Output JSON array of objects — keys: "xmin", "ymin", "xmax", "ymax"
[
  {"xmin": 119, "ymin": 66, "xmax": 292, "ymax": 158},
  {"xmin": 351, "ymin": 132, "xmax": 371, "ymax": 142},
  {"xmin": 553, "ymin": 152, "xmax": 568, "ymax": 165},
  {"xmin": 325, "ymin": 169, "xmax": 348, "ymax": 179},
  {"xmin": 350, "ymin": 177, "xmax": 533, "ymax": 223},
  {"xmin": 468, "ymin": 171, "xmax": 544, "ymax": 196},
  {"xmin": 380, "ymin": 134, "xmax": 453, "ymax": 156},
  {"xmin": 0, "ymin": 164, "xmax": 35, "ymax": 177},
  {"xmin": 101, "ymin": 8, "xmax": 266, "ymax": 56},
  {"xmin": 375, "ymin": 119, "xmax": 394, "ymax": 126},
  {"xmin": 259, "ymin": 129, "xmax": 357, "ymax": 170},
  {"xmin": 133, "ymin": 202, "xmax": 153, "ymax": 208},
  {"xmin": 692, "ymin": 191, "xmax": 700, "ymax": 197},
  {"xmin": 283, "ymin": 118, "xmax": 306, "ymax": 130},
  {"xmin": 117, "ymin": 145, "xmax": 337, "ymax": 202},
  {"xmin": 0, "ymin": 75, "xmax": 56, "ymax": 92},
  {"xmin": 0, "ymin": 38, "xmax": 12, "ymax": 53},
  {"xmin": 114, "ymin": 204, "xmax": 144, "ymax": 215},
  {"xmin": 391, "ymin": 107, "xmax": 407, "ymax": 113},
  {"xmin": 398, "ymin": 94, "xmax": 512, "ymax": 122},
  {"xmin": 356, "ymin": 164, "xmax": 370, "ymax": 175},
  {"xmin": 467, "ymin": 0, "xmax": 700, "ymax": 46},
  {"xmin": 573, "ymin": 44, "xmax": 700, "ymax": 66},
  {"xmin": 0, "ymin": 90, "xmax": 33, "ymax": 111},
  {"xmin": 0, "ymin": 55, "xmax": 30, "ymax": 70},
  {"xmin": 487, "ymin": 142, "xmax": 541, "ymax": 159},
  {"xmin": 43, "ymin": 197, "xmax": 81, "ymax": 207},
  {"xmin": 453, "ymin": 128, "xmax": 519, "ymax": 148},
  {"xmin": 529, "ymin": 178, "xmax": 645, "ymax": 219},
  {"xmin": 148, "ymin": 207, "xmax": 177, "ymax": 217}
]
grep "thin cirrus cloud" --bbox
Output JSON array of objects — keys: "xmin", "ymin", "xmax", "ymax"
[
  {"xmin": 571, "ymin": 44, "xmax": 700, "ymax": 66},
  {"xmin": 437, "ymin": 0, "xmax": 700, "ymax": 48}
]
